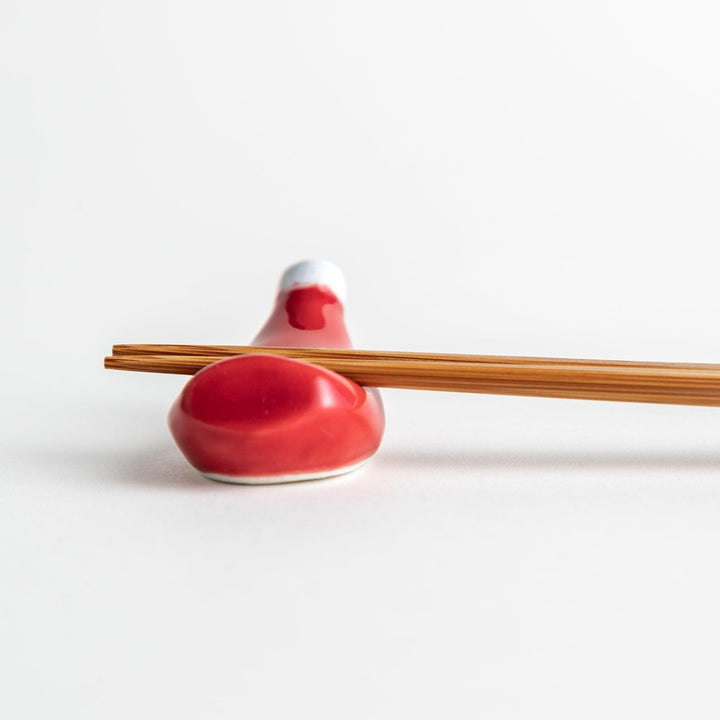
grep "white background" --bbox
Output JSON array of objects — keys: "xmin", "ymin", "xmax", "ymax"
[{"xmin": 2, "ymin": 1, "xmax": 720, "ymax": 717}]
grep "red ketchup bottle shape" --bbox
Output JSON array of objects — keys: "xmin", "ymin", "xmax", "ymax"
[{"xmin": 168, "ymin": 260, "xmax": 385, "ymax": 483}]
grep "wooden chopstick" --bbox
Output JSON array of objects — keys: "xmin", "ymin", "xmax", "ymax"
[
  {"xmin": 105, "ymin": 346, "xmax": 720, "ymax": 407},
  {"xmin": 111, "ymin": 344, "xmax": 720, "ymax": 370}
]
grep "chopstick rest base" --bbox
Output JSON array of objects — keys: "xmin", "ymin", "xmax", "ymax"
[{"xmin": 168, "ymin": 353, "xmax": 385, "ymax": 483}]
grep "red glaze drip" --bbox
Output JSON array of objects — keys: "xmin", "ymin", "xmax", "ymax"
[
  {"xmin": 251, "ymin": 285, "xmax": 352, "ymax": 349},
  {"xmin": 285, "ymin": 285, "xmax": 338, "ymax": 330}
]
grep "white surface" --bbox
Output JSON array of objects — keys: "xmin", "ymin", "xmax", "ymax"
[
  {"xmin": 2, "ymin": 1, "xmax": 720, "ymax": 718},
  {"xmin": 279, "ymin": 259, "xmax": 348, "ymax": 304},
  {"xmin": 203, "ymin": 457, "xmax": 369, "ymax": 485}
]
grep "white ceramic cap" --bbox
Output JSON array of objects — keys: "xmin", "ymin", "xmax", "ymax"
[{"xmin": 279, "ymin": 259, "xmax": 347, "ymax": 304}]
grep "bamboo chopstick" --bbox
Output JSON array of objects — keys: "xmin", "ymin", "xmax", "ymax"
[
  {"xmin": 104, "ymin": 346, "xmax": 720, "ymax": 407},
  {"xmin": 111, "ymin": 343, "xmax": 720, "ymax": 369}
]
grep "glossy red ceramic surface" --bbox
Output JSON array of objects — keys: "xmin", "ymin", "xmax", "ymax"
[{"xmin": 168, "ymin": 272, "xmax": 385, "ymax": 482}]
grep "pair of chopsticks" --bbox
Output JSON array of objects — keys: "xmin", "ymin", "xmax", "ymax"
[{"xmin": 105, "ymin": 344, "xmax": 720, "ymax": 407}]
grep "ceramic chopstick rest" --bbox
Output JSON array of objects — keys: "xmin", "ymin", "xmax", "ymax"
[{"xmin": 168, "ymin": 260, "xmax": 385, "ymax": 484}]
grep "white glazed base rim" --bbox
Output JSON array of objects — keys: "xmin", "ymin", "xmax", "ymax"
[{"xmin": 202, "ymin": 458, "xmax": 368, "ymax": 485}]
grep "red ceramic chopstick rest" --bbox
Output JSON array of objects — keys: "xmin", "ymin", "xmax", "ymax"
[{"xmin": 168, "ymin": 260, "xmax": 386, "ymax": 483}]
